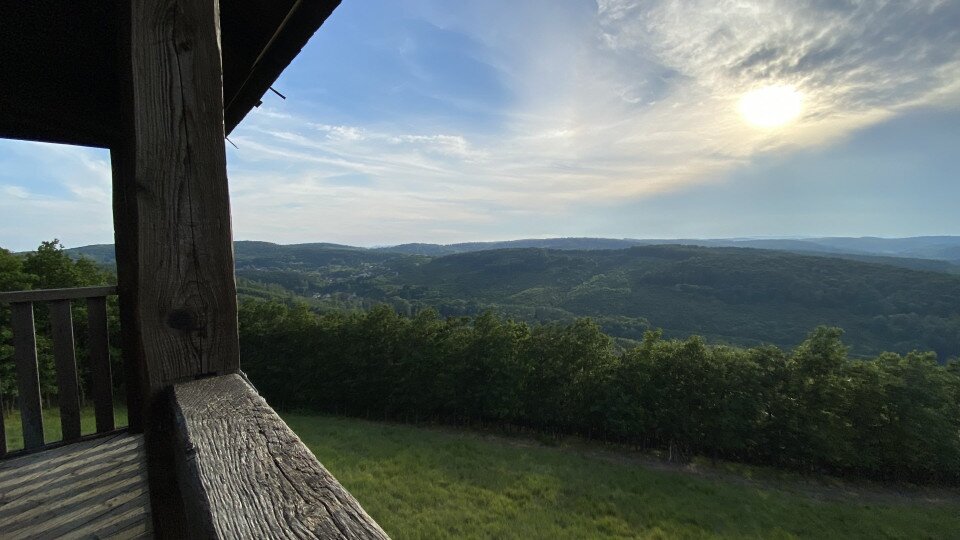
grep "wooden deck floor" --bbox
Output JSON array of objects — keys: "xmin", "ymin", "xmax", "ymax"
[{"xmin": 0, "ymin": 432, "xmax": 152, "ymax": 539}]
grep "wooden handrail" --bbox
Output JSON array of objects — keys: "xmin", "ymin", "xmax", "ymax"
[
  {"xmin": 0, "ymin": 285, "xmax": 117, "ymax": 304},
  {"xmin": 170, "ymin": 375, "xmax": 389, "ymax": 538},
  {"xmin": 1, "ymin": 286, "xmax": 118, "ymax": 457}
]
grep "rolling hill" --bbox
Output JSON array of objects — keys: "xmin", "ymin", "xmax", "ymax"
[
  {"xmin": 378, "ymin": 236, "xmax": 960, "ymax": 272},
  {"xmin": 372, "ymin": 245, "xmax": 960, "ymax": 358},
  {"xmin": 64, "ymin": 239, "xmax": 960, "ymax": 358}
]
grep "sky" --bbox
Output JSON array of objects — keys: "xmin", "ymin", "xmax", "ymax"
[{"xmin": 1, "ymin": 0, "xmax": 959, "ymax": 251}]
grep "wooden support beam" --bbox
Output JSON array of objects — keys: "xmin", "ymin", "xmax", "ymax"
[
  {"xmin": 87, "ymin": 296, "xmax": 115, "ymax": 433},
  {"xmin": 50, "ymin": 300, "xmax": 81, "ymax": 442},
  {"xmin": 112, "ymin": 0, "xmax": 240, "ymax": 423},
  {"xmin": 113, "ymin": 1, "xmax": 240, "ymax": 535},
  {"xmin": 11, "ymin": 302, "xmax": 43, "ymax": 450}
]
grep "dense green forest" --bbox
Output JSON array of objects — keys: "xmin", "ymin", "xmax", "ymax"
[
  {"xmin": 241, "ymin": 300, "xmax": 960, "ymax": 484},
  {"xmin": 376, "ymin": 246, "xmax": 960, "ymax": 358},
  {"xmin": 223, "ymin": 243, "xmax": 960, "ymax": 359},
  {"xmin": 68, "ymin": 240, "xmax": 960, "ymax": 358}
]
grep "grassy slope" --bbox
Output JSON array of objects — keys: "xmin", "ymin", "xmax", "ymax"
[{"xmin": 284, "ymin": 414, "xmax": 960, "ymax": 540}]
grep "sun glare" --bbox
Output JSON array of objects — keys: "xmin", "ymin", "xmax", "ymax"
[{"xmin": 738, "ymin": 85, "xmax": 803, "ymax": 128}]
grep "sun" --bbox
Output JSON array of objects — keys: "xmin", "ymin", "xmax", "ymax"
[{"xmin": 738, "ymin": 85, "xmax": 803, "ymax": 128}]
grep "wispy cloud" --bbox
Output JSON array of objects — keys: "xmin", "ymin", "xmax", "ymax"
[
  {"xmin": 3, "ymin": 0, "xmax": 959, "ymax": 250},
  {"xmin": 0, "ymin": 141, "xmax": 114, "ymax": 251},
  {"xmin": 499, "ymin": 0, "xmax": 960, "ymax": 192},
  {"xmin": 229, "ymin": 0, "xmax": 959, "ymax": 244}
]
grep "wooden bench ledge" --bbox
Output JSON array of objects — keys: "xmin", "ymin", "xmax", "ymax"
[{"xmin": 170, "ymin": 374, "xmax": 389, "ymax": 539}]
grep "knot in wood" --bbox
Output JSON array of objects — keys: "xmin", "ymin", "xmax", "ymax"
[{"xmin": 167, "ymin": 308, "xmax": 201, "ymax": 332}]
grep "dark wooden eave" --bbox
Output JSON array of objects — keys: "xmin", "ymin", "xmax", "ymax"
[{"xmin": 0, "ymin": 0, "xmax": 340, "ymax": 149}]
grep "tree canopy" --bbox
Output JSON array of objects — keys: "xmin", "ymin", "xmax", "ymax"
[
  {"xmin": 241, "ymin": 300, "xmax": 960, "ymax": 484},
  {"xmin": 0, "ymin": 240, "xmax": 115, "ymax": 406}
]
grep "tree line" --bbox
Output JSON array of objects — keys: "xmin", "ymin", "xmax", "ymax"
[
  {"xmin": 0, "ymin": 241, "xmax": 118, "ymax": 412},
  {"xmin": 240, "ymin": 300, "xmax": 960, "ymax": 485}
]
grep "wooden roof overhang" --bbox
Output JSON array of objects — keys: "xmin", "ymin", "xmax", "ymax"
[{"xmin": 0, "ymin": 0, "xmax": 340, "ymax": 149}]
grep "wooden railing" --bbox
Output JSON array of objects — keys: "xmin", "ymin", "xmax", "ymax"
[
  {"xmin": 170, "ymin": 374, "xmax": 389, "ymax": 538},
  {"xmin": 0, "ymin": 286, "xmax": 118, "ymax": 456}
]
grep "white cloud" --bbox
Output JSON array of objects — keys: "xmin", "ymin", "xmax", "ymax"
[
  {"xmin": 4, "ymin": 1, "xmax": 959, "ymax": 249},
  {"xmin": 0, "ymin": 142, "xmax": 114, "ymax": 251},
  {"xmin": 230, "ymin": 1, "xmax": 960, "ymax": 245},
  {"xmin": 486, "ymin": 0, "xmax": 960, "ymax": 200},
  {"xmin": 1, "ymin": 185, "xmax": 30, "ymax": 199}
]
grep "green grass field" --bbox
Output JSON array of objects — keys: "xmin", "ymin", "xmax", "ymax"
[
  {"xmin": 5, "ymin": 407, "xmax": 957, "ymax": 538},
  {"xmin": 284, "ymin": 414, "xmax": 960, "ymax": 539},
  {"xmin": 2, "ymin": 405, "xmax": 128, "ymax": 452}
]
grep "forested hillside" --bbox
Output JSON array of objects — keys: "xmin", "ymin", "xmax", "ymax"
[
  {"xmin": 378, "ymin": 236, "xmax": 960, "ymax": 268},
  {"xmin": 380, "ymin": 246, "xmax": 960, "ymax": 358},
  {"xmin": 231, "ymin": 244, "xmax": 960, "ymax": 359},
  {"xmin": 67, "ymin": 241, "xmax": 960, "ymax": 359}
]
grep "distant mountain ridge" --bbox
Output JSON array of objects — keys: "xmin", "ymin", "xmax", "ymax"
[
  {"xmin": 65, "ymin": 236, "xmax": 960, "ymax": 275},
  {"xmin": 377, "ymin": 236, "xmax": 960, "ymax": 264},
  {"xmin": 60, "ymin": 239, "xmax": 960, "ymax": 358}
]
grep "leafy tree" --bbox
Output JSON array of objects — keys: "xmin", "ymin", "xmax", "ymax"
[{"xmin": 1, "ymin": 240, "xmax": 115, "ymax": 410}]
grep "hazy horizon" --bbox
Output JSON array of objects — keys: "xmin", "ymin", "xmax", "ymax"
[
  {"xmin": 13, "ymin": 233, "xmax": 958, "ymax": 253},
  {"xmin": 2, "ymin": 0, "xmax": 959, "ymax": 252}
]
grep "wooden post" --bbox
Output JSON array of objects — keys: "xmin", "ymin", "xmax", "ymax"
[
  {"xmin": 111, "ymin": 0, "xmax": 240, "ymax": 425},
  {"xmin": 113, "ymin": 2, "xmax": 238, "ymax": 534}
]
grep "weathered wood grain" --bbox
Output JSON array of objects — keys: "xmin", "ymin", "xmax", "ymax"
[
  {"xmin": 50, "ymin": 299, "xmax": 82, "ymax": 441},
  {"xmin": 11, "ymin": 302, "xmax": 43, "ymax": 450},
  {"xmin": 87, "ymin": 295, "xmax": 116, "ymax": 433},
  {"xmin": 0, "ymin": 286, "xmax": 117, "ymax": 304},
  {"xmin": 114, "ymin": 0, "xmax": 240, "ymax": 422},
  {"xmin": 0, "ymin": 432, "xmax": 152, "ymax": 539},
  {"xmin": 171, "ymin": 374, "xmax": 390, "ymax": 539},
  {"xmin": 0, "ymin": 435, "xmax": 141, "ymax": 499}
]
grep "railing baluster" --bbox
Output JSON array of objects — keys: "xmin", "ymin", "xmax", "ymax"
[
  {"xmin": 87, "ymin": 296, "xmax": 114, "ymax": 433},
  {"xmin": 11, "ymin": 302, "xmax": 44, "ymax": 450},
  {"xmin": 50, "ymin": 300, "xmax": 81, "ymax": 442},
  {"xmin": 2, "ymin": 286, "xmax": 119, "ymax": 455},
  {"xmin": 0, "ymin": 377, "xmax": 6, "ymax": 456}
]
